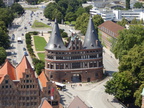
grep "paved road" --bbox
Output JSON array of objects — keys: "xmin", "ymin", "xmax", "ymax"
[{"xmin": 7, "ymin": 1, "xmax": 122, "ymax": 108}]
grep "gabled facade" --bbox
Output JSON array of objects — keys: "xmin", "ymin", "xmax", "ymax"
[
  {"xmin": 0, "ymin": 56, "xmax": 60, "ymax": 108},
  {"xmin": 45, "ymin": 17, "xmax": 103, "ymax": 83}
]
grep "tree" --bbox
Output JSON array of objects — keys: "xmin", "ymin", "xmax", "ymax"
[
  {"xmin": 0, "ymin": 47, "xmax": 6, "ymax": 65},
  {"xmin": 75, "ymin": 13, "xmax": 89, "ymax": 35},
  {"xmin": 11, "ymin": 3, "xmax": 25, "ymax": 15},
  {"xmin": 126, "ymin": 0, "xmax": 130, "ymax": 9},
  {"xmin": 117, "ymin": 18, "xmax": 129, "ymax": 27},
  {"xmin": 32, "ymin": 58, "xmax": 44, "ymax": 75},
  {"xmin": 134, "ymin": 2, "xmax": 143, "ymax": 8},
  {"xmin": 75, "ymin": 13, "xmax": 104, "ymax": 35},
  {"xmin": 52, "ymin": 9, "xmax": 63, "ymax": 23},
  {"xmin": 113, "ymin": 25, "xmax": 144, "ymax": 59},
  {"xmin": 75, "ymin": 7, "xmax": 86, "ymax": 17},
  {"xmin": 0, "ymin": 27, "xmax": 10, "ymax": 48},
  {"xmin": 61, "ymin": 32, "xmax": 68, "ymax": 38},
  {"xmin": 0, "ymin": 8, "xmax": 14, "ymax": 27},
  {"xmin": 65, "ymin": 12, "xmax": 76, "ymax": 22},
  {"xmin": 119, "ymin": 44, "xmax": 144, "ymax": 82},
  {"xmin": 105, "ymin": 71, "xmax": 134, "ymax": 102},
  {"xmin": 0, "ymin": 0, "xmax": 5, "ymax": 8},
  {"xmin": 84, "ymin": 5, "xmax": 93, "ymax": 13},
  {"xmin": 131, "ymin": 18, "xmax": 138, "ymax": 24},
  {"xmin": 93, "ymin": 15, "xmax": 104, "ymax": 33},
  {"xmin": 134, "ymin": 83, "xmax": 144, "ymax": 107},
  {"xmin": 44, "ymin": 3, "xmax": 57, "ymax": 20},
  {"xmin": 0, "ymin": 21, "xmax": 8, "ymax": 32}
]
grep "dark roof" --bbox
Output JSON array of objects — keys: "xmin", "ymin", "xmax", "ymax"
[
  {"xmin": 83, "ymin": 16, "xmax": 102, "ymax": 49},
  {"xmin": 68, "ymin": 96, "xmax": 89, "ymax": 108},
  {"xmin": 98, "ymin": 21, "xmax": 125, "ymax": 38},
  {"xmin": 45, "ymin": 19, "xmax": 67, "ymax": 50}
]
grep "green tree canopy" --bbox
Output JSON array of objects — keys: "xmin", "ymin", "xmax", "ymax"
[
  {"xmin": 113, "ymin": 25, "xmax": 144, "ymax": 59},
  {"xmin": 75, "ymin": 13, "xmax": 104, "ymax": 35},
  {"xmin": 11, "ymin": 3, "xmax": 25, "ymax": 15},
  {"xmin": 0, "ymin": 0, "xmax": 5, "ymax": 8},
  {"xmin": 75, "ymin": 7, "xmax": 86, "ymax": 17},
  {"xmin": 106, "ymin": 44, "xmax": 144, "ymax": 106},
  {"xmin": 0, "ymin": 47, "xmax": 6, "ymax": 65},
  {"xmin": 0, "ymin": 8, "xmax": 14, "ymax": 27},
  {"xmin": 126, "ymin": 0, "xmax": 130, "ymax": 9},
  {"xmin": 119, "ymin": 44, "xmax": 144, "ymax": 82},
  {"xmin": 0, "ymin": 27, "xmax": 10, "ymax": 48},
  {"xmin": 134, "ymin": 2, "xmax": 143, "ymax": 8},
  {"xmin": 134, "ymin": 83, "xmax": 144, "ymax": 107},
  {"xmin": 117, "ymin": 18, "xmax": 129, "ymax": 27},
  {"xmin": 105, "ymin": 71, "xmax": 134, "ymax": 102},
  {"xmin": 65, "ymin": 12, "xmax": 76, "ymax": 22}
]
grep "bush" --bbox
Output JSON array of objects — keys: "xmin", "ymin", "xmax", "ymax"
[
  {"xmin": 29, "ymin": 31, "xmax": 39, "ymax": 35},
  {"xmin": 61, "ymin": 32, "xmax": 68, "ymax": 38}
]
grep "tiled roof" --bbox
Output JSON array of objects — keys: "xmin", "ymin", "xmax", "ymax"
[
  {"xmin": 16, "ymin": 56, "xmax": 35, "ymax": 80},
  {"xmin": 39, "ymin": 98, "xmax": 53, "ymax": 108},
  {"xmin": 41, "ymin": 100, "xmax": 52, "ymax": 108},
  {"xmin": 38, "ymin": 71, "xmax": 48, "ymax": 87},
  {"xmin": 0, "ymin": 59, "xmax": 16, "ymax": 80},
  {"xmin": 0, "ymin": 74, "xmax": 5, "ymax": 84},
  {"xmin": 98, "ymin": 21, "xmax": 125, "ymax": 38},
  {"xmin": 68, "ymin": 96, "xmax": 88, "ymax": 108}
]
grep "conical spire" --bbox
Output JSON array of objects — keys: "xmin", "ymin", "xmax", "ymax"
[
  {"xmin": 45, "ymin": 19, "xmax": 67, "ymax": 50},
  {"xmin": 83, "ymin": 16, "xmax": 101, "ymax": 49}
]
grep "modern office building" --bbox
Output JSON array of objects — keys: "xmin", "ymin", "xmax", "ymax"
[
  {"xmin": 90, "ymin": 6, "xmax": 144, "ymax": 21},
  {"xmin": 45, "ymin": 17, "xmax": 103, "ymax": 83},
  {"xmin": 3, "ymin": 0, "xmax": 14, "ymax": 6},
  {"xmin": 0, "ymin": 56, "xmax": 60, "ymax": 108}
]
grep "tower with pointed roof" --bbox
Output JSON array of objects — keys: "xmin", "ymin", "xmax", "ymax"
[{"xmin": 45, "ymin": 17, "xmax": 103, "ymax": 83}]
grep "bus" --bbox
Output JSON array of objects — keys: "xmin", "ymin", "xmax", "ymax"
[{"xmin": 52, "ymin": 81, "xmax": 66, "ymax": 91}]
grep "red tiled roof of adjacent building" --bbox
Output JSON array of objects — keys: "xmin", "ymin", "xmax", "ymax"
[
  {"xmin": 41, "ymin": 100, "xmax": 52, "ymax": 108},
  {"xmin": 0, "ymin": 59, "xmax": 16, "ymax": 80},
  {"xmin": 68, "ymin": 96, "xmax": 89, "ymax": 108},
  {"xmin": 16, "ymin": 56, "xmax": 35, "ymax": 80},
  {"xmin": 98, "ymin": 21, "xmax": 125, "ymax": 38},
  {"xmin": 38, "ymin": 71, "xmax": 48, "ymax": 87}
]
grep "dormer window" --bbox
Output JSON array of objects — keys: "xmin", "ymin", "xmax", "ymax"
[
  {"xmin": 91, "ymin": 43, "xmax": 94, "ymax": 47},
  {"xmin": 54, "ymin": 44, "xmax": 57, "ymax": 48},
  {"xmin": 58, "ymin": 44, "xmax": 61, "ymax": 48}
]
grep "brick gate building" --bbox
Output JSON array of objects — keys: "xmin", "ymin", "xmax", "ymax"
[{"xmin": 45, "ymin": 17, "xmax": 103, "ymax": 83}]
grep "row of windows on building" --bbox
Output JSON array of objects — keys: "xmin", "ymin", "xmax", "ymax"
[
  {"xmin": 19, "ymin": 96, "xmax": 38, "ymax": 100},
  {"xmin": 20, "ymin": 79, "xmax": 36, "ymax": 83},
  {"xmin": 47, "ymin": 50, "xmax": 101, "ymax": 55},
  {"xmin": 47, "ymin": 54, "xmax": 102, "ymax": 60},
  {"xmin": 20, "ymin": 84, "xmax": 37, "ymax": 89},
  {"xmin": 46, "ymin": 61, "xmax": 102, "ymax": 69}
]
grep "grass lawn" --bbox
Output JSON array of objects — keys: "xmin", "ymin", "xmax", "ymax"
[
  {"xmin": 37, "ymin": 53, "xmax": 45, "ymax": 61},
  {"xmin": 32, "ymin": 20, "xmax": 50, "ymax": 28},
  {"xmin": 34, "ymin": 36, "xmax": 47, "ymax": 51}
]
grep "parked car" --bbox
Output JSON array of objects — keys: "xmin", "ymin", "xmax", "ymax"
[
  {"xmin": 23, "ymin": 47, "xmax": 26, "ymax": 51},
  {"xmin": 47, "ymin": 23, "xmax": 51, "ymax": 25}
]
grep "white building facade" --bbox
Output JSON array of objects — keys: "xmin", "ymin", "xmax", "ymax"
[
  {"xmin": 3, "ymin": 0, "xmax": 14, "ymax": 6},
  {"xmin": 90, "ymin": 7, "xmax": 144, "ymax": 21}
]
